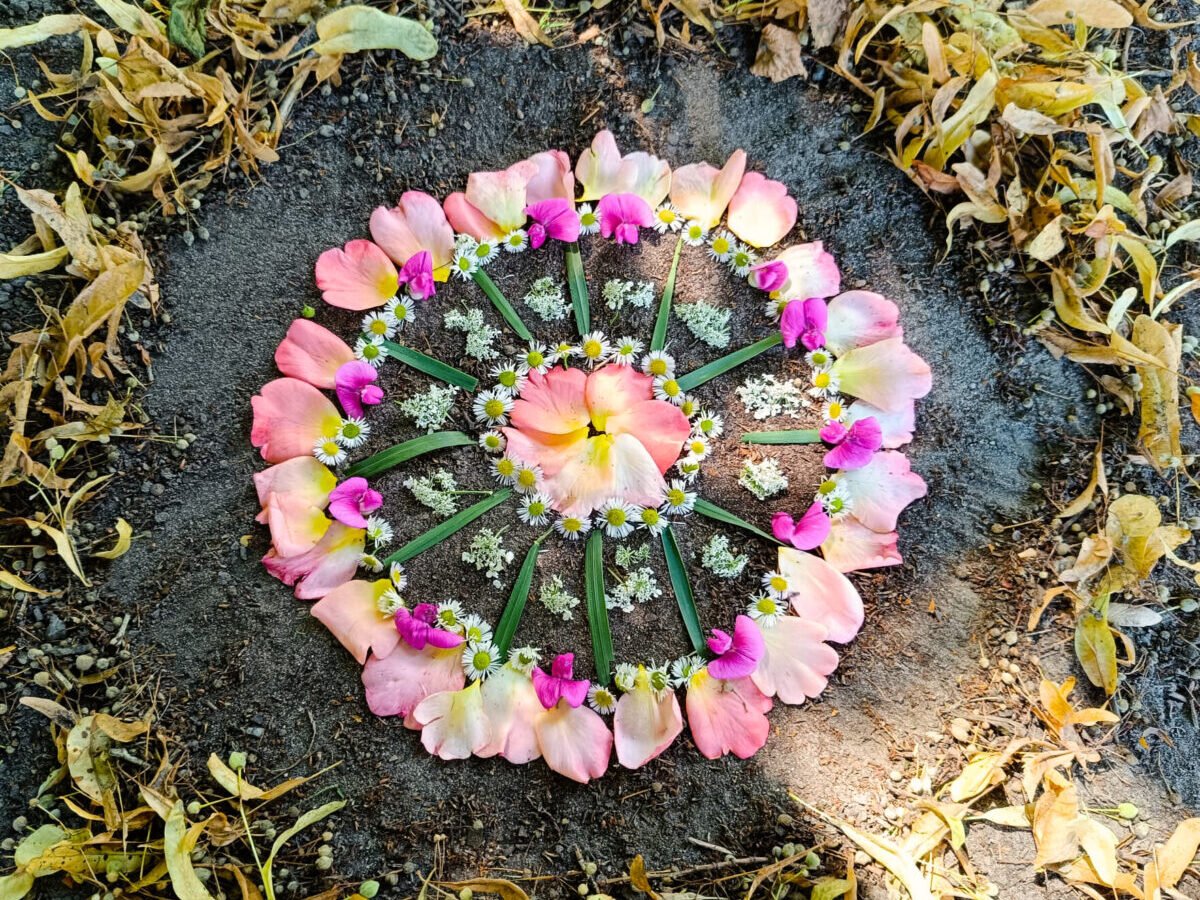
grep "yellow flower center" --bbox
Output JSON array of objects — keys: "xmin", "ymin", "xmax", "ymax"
[
  {"xmin": 769, "ymin": 575, "xmax": 788, "ymax": 593},
  {"xmin": 472, "ymin": 650, "xmax": 492, "ymax": 670},
  {"xmin": 642, "ymin": 509, "xmax": 660, "ymax": 526},
  {"xmin": 648, "ymin": 358, "xmax": 668, "ymax": 377},
  {"xmin": 818, "ymin": 478, "xmax": 837, "ymax": 495},
  {"xmin": 689, "ymin": 439, "xmax": 705, "ymax": 455},
  {"xmin": 484, "ymin": 398, "xmax": 506, "ymax": 418},
  {"xmin": 562, "ymin": 517, "xmax": 582, "ymax": 532},
  {"xmin": 362, "ymin": 343, "xmax": 380, "ymax": 359},
  {"xmin": 527, "ymin": 351, "xmax": 545, "ymax": 367},
  {"xmin": 498, "ymin": 371, "xmax": 517, "ymax": 387},
  {"xmin": 667, "ymin": 488, "xmax": 685, "ymax": 506},
  {"xmin": 368, "ymin": 319, "xmax": 389, "ymax": 335},
  {"xmin": 814, "ymin": 372, "xmax": 831, "ymax": 389},
  {"xmin": 497, "ymin": 458, "xmax": 516, "ymax": 477},
  {"xmin": 756, "ymin": 597, "xmax": 779, "ymax": 616},
  {"xmin": 528, "ymin": 501, "xmax": 546, "ymax": 516},
  {"xmin": 712, "ymin": 237, "xmax": 730, "ymax": 254},
  {"xmin": 828, "ymin": 401, "xmax": 843, "ymax": 418},
  {"xmin": 662, "ymin": 379, "xmax": 680, "ymax": 397},
  {"xmin": 583, "ymin": 339, "xmax": 603, "ymax": 358},
  {"xmin": 517, "ymin": 469, "xmax": 538, "ymax": 489},
  {"xmin": 606, "ymin": 508, "xmax": 627, "ymax": 526}
]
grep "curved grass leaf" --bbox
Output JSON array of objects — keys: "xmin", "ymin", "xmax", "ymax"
[
  {"xmin": 382, "ymin": 340, "xmax": 478, "ymax": 391},
  {"xmin": 473, "ymin": 269, "xmax": 533, "ymax": 341},
  {"xmin": 742, "ymin": 429, "xmax": 822, "ymax": 445},
  {"xmin": 651, "ymin": 237, "xmax": 683, "ymax": 352},
  {"xmin": 346, "ymin": 431, "xmax": 473, "ymax": 478},
  {"xmin": 676, "ymin": 333, "xmax": 783, "ymax": 391},
  {"xmin": 494, "ymin": 538, "xmax": 542, "ymax": 655},
  {"xmin": 384, "ymin": 489, "xmax": 512, "ymax": 566},
  {"xmin": 585, "ymin": 530, "xmax": 612, "ymax": 684},
  {"xmin": 694, "ymin": 498, "xmax": 779, "ymax": 544},
  {"xmin": 661, "ymin": 526, "xmax": 704, "ymax": 652},
  {"xmin": 565, "ymin": 242, "xmax": 589, "ymax": 335},
  {"xmin": 263, "ymin": 800, "xmax": 347, "ymax": 900}
]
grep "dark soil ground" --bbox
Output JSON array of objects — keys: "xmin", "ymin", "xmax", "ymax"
[{"xmin": 3, "ymin": 7, "xmax": 1200, "ymax": 898}]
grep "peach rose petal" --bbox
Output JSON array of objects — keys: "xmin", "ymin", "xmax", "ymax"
[
  {"xmin": 362, "ymin": 643, "xmax": 465, "ymax": 722},
  {"xmin": 311, "ymin": 579, "xmax": 401, "ymax": 665},
  {"xmin": 314, "ymin": 239, "xmax": 398, "ymax": 310},
  {"xmin": 535, "ymin": 702, "xmax": 612, "ymax": 783},
  {"xmin": 251, "ymin": 378, "xmax": 343, "ymax": 464},
  {"xmin": 776, "ymin": 546, "xmax": 865, "ymax": 643},
  {"xmin": 820, "ymin": 517, "xmax": 902, "ymax": 574},
  {"xmin": 275, "ymin": 319, "xmax": 355, "ymax": 390},
  {"xmin": 751, "ymin": 617, "xmax": 840, "ymax": 704},
  {"xmin": 368, "ymin": 191, "xmax": 456, "ymax": 276},
  {"xmin": 685, "ymin": 672, "xmax": 772, "ymax": 760},
  {"xmin": 727, "ymin": 172, "xmax": 798, "ymax": 248}
]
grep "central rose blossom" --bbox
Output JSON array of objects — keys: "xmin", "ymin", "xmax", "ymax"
[{"xmin": 502, "ymin": 365, "xmax": 691, "ymax": 517}]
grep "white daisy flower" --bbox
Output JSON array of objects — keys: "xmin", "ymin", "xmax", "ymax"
[
  {"xmin": 747, "ymin": 594, "xmax": 784, "ymax": 628},
  {"xmin": 472, "ymin": 237, "xmax": 499, "ymax": 266},
  {"xmin": 670, "ymin": 654, "xmax": 706, "ymax": 688},
  {"xmin": 653, "ymin": 376, "xmax": 686, "ymax": 406},
  {"xmin": 637, "ymin": 506, "xmax": 667, "ymax": 535},
  {"xmin": 762, "ymin": 570, "xmax": 794, "ymax": 598},
  {"xmin": 490, "ymin": 363, "xmax": 527, "ymax": 397},
  {"xmin": 809, "ymin": 369, "xmax": 841, "ymax": 398},
  {"xmin": 679, "ymin": 396, "xmax": 699, "ymax": 419},
  {"xmin": 728, "ymin": 242, "xmax": 757, "ymax": 276},
  {"xmin": 611, "ymin": 336, "xmax": 643, "ymax": 366},
  {"xmin": 806, "ymin": 348, "xmax": 835, "ymax": 370},
  {"xmin": 517, "ymin": 343, "xmax": 551, "ymax": 375},
  {"xmin": 577, "ymin": 331, "xmax": 611, "ymax": 366},
  {"xmin": 359, "ymin": 552, "xmax": 384, "ymax": 573},
  {"xmin": 764, "ymin": 297, "xmax": 790, "ymax": 322},
  {"xmin": 336, "ymin": 417, "xmax": 370, "ymax": 448},
  {"xmin": 462, "ymin": 640, "xmax": 501, "ymax": 681},
  {"xmin": 366, "ymin": 516, "xmax": 393, "ymax": 547},
  {"xmin": 452, "ymin": 250, "xmax": 479, "ymax": 280},
  {"xmin": 818, "ymin": 480, "xmax": 854, "ymax": 519},
  {"xmin": 676, "ymin": 457, "xmax": 702, "ymax": 481},
  {"xmin": 362, "ymin": 311, "xmax": 397, "ymax": 340},
  {"xmin": 555, "ymin": 514, "xmax": 591, "ymax": 540},
  {"xmin": 660, "ymin": 480, "xmax": 696, "ymax": 516},
  {"xmin": 550, "ymin": 341, "xmax": 576, "ymax": 363},
  {"xmin": 519, "ymin": 492, "xmax": 552, "ymax": 526},
  {"xmin": 641, "ymin": 351, "xmax": 675, "ymax": 379},
  {"xmin": 478, "ymin": 430, "xmax": 506, "ymax": 454},
  {"xmin": 389, "ymin": 563, "xmax": 407, "ymax": 591},
  {"xmin": 682, "ymin": 220, "xmax": 708, "ymax": 246},
  {"xmin": 613, "ymin": 663, "xmax": 639, "ymax": 693},
  {"xmin": 507, "ymin": 646, "xmax": 541, "ymax": 675},
  {"xmin": 587, "ymin": 683, "xmax": 618, "ymax": 715},
  {"xmin": 653, "ymin": 203, "xmax": 683, "ymax": 233},
  {"xmin": 694, "ymin": 410, "xmax": 724, "ymax": 437},
  {"xmin": 491, "ymin": 455, "xmax": 519, "ymax": 484},
  {"xmin": 647, "ymin": 664, "xmax": 671, "ymax": 696},
  {"xmin": 384, "ymin": 295, "xmax": 413, "ymax": 327},
  {"xmin": 577, "ymin": 203, "xmax": 600, "ymax": 235},
  {"xmin": 473, "ymin": 389, "xmax": 514, "ymax": 426},
  {"xmin": 681, "ymin": 433, "xmax": 710, "ymax": 461},
  {"xmin": 596, "ymin": 499, "xmax": 637, "ymax": 538},
  {"xmin": 313, "ymin": 437, "xmax": 347, "ymax": 466},
  {"xmin": 708, "ymin": 231, "xmax": 734, "ymax": 261},
  {"xmin": 823, "ymin": 396, "xmax": 847, "ymax": 423},
  {"xmin": 459, "ymin": 613, "xmax": 493, "ymax": 645},
  {"xmin": 354, "ymin": 335, "xmax": 387, "ymax": 368},
  {"xmin": 502, "ymin": 228, "xmax": 529, "ymax": 253},
  {"xmin": 437, "ymin": 599, "xmax": 465, "ymax": 630},
  {"xmin": 513, "ymin": 463, "xmax": 543, "ymax": 494},
  {"xmin": 377, "ymin": 588, "xmax": 405, "ymax": 616}
]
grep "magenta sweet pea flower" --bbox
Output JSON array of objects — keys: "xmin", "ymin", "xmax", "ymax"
[
  {"xmin": 397, "ymin": 249, "xmax": 435, "ymax": 301},
  {"xmin": 532, "ymin": 653, "xmax": 591, "ymax": 710},
  {"xmin": 772, "ymin": 502, "xmax": 832, "ymax": 551},
  {"xmin": 327, "ymin": 477, "xmax": 383, "ymax": 528},
  {"xmin": 780, "ymin": 297, "xmax": 828, "ymax": 350},
  {"xmin": 524, "ymin": 198, "xmax": 581, "ymax": 249},
  {"xmin": 706, "ymin": 615, "xmax": 766, "ymax": 680},
  {"xmin": 396, "ymin": 603, "xmax": 465, "ymax": 651},
  {"xmin": 820, "ymin": 417, "xmax": 883, "ymax": 470},
  {"xmin": 334, "ymin": 361, "xmax": 384, "ymax": 420},
  {"xmin": 597, "ymin": 193, "xmax": 655, "ymax": 245},
  {"xmin": 748, "ymin": 260, "xmax": 787, "ymax": 293}
]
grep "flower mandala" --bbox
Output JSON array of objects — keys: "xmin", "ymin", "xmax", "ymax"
[{"xmin": 250, "ymin": 132, "xmax": 933, "ymax": 781}]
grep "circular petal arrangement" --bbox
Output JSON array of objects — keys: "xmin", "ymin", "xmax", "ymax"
[{"xmin": 250, "ymin": 132, "xmax": 933, "ymax": 782}]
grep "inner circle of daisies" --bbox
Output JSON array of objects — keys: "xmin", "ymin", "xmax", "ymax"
[{"xmin": 250, "ymin": 131, "xmax": 932, "ymax": 781}]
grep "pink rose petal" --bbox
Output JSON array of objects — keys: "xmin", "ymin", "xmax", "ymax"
[
  {"xmin": 751, "ymin": 617, "xmax": 839, "ymax": 704},
  {"xmin": 727, "ymin": 172, "xmax": 797, "ymax": 248},
  {"xmin": 251, "ymin": 378, "xmax": 343, "ymax": 464},
  {"xmin": 535, "ymin": 702, "xmax": 612, "ymax": 783},
  {"xmin": 369, "ymin": 191, "xmax": 456, "ymax": 276},
  {"xmin": 314, "ymin": 239, "xmax": 398, "ymax": 311},
  {"xmin": 311, "ymin": 579, "xmax": 400, "ymax": 664},
  {"xmin": 362, "ymin": 642, "xmax": 465, "ymax": 724},
  {"xmin": 776, "ymin": 546, "xmax": 865, "ymax": 642},
  {"xmin": 275, "ymin": 319, "xmax": 355, "ymax": 390},
  {"xmin": 685, "ymin": 672, "xmax": 772, "ymax": 760}
]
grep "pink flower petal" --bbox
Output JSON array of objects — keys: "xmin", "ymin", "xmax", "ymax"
[
  {"xmin": 479, "ymin": 666, "xmax": 544, "ymax": 763},
  {"xmin": 310, "ymin": 579, "xmax": 400, "ymax": 665},
  {"xmin": 598, "ymin": 193, "xmax": 655, "ymax": 245},
  {"xmin": 314, "ymin": 239, "xmax": 398, "ymax": 311},
  {"xmin": 362, "ymin": 643, "xmax": 465, "ymax": 723},
  {"xmin": 835, "ymin": 451, "xmax": 927, "ymax": 532},
  {"xmin": 525, "ymin": 199, "xmax": 580, "ymax": 245},
  {"xmin": 251, "ymin": 378, "xmax": 343, "ymax": 463},
  {"xmin": 774, "ymin": 242, "xmax": 841, "ymax": 301},
  {"xmin": 535, "ymin": 703, "xmax": 612, "ymax": 783},
  {"xmin": 575, "ymin": 130, "xmax": 625, "ymax": 201},
  {"xmin": 772, "ymin": 503, "xmax": 832, "ymax": 551},
  {"xmin": 669, "ymin": 150, "xmax": 747, "ymax": 228},
  {"xmin": 413, "ymin": 682, "xmax": 492, "ymax": 760},
  {"xmin": 525, "ymin": 150, "xmax": 575, "ymax": 204},
  {"xmin": 833, "ymin": 337, "xmax": 932, "ymax": 412},
  {"xmin": 727, "ymin": 172, "xmax": 797, "ymax": 248},
  {"xmin": 823, "ymin": 417, "xmax": 883, "ymax": 470},
  {"xmin": 613, "ymin": 682, "xmax": 683, "ymax": 768},
  {"xmin": 776, "ymin": 546, "xmax": 865, "ymax": 642},
  {"xmin": 821, "ymin": 517, "xmax": 902, "ymax": 574},
  {"xmin": 751, "ymin": 617, "xmax": 839, "ymax": 704},
  {"xmin": 264, "ymin": 493, "xmax": 330, "ymax": 557},
  {"xmin": 706, "ymin": 614, "xmax": 766, "ymax": 680},
  {"xmin": 368, "ymin": 191, "xmax": 456, "ymax": 277},
  {"xmin": 275, "ymin": 319, "xmax": 355, "ymax": 390},
  {"xmin": 502, "ymin": 425, "xmax": 590, "ymax": 480},
  {"xmin": 545, "ymin": 433, "xmax": 666, "ymax": 518},
  {"xmin": 824, "ymin": 290, "xmax": 903, "ymax": 355},
  {"xmin": 327, "ymin": 477, "xmax": 383, "ymax": 528},
  {"xmin": 584, "ymin": 365, "xmax": 652, "ymax": 426},
  {"xmin": 620, "ymin": 152, "xmax": 672, "ymax": 207},
  {"xmin": 604, "ymin": 400, "xmax": 690, "ymax": 475},
  {"xmin": 443, "ymin": 191, "xmax": 506, "ymax": 241},
  {"xmin": 253, "ymin": 456, "xmax": 337, "ymax": 520},
  {"xmin": 465, "ymin": 160, "xmax": 538, "ymax": 234},
  {"xmin": 509, "ymin": 367, "xmax": 591, "ymax": 435},
  {"xmin": 685, "ymin": 672, "xmax": 772, "ymax": 760},
  {"xmin": 845, "ymin": 400, "xmax": 915, "ymax": 448},
  {"xmin": 748, "ymin": 260, "xmax": 787, "ymax": 293},
  {"xmin": 262, "ymin": 522, "xmax": 364, "ymax": 600},
  {"xmin": 334, "ymin": 361, "xmax": 383, "ymax": 419}
]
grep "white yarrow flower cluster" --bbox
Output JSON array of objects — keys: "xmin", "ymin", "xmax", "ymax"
[
  {"xmin": 606, "ymin": 567, "xmax": 661, "ymax": 613},
  {"xmin": 399, "ymin": 384, "xmax": 459, "ymax": 432},
  {"xmin": 523, "ymin": 277, "xmax": 570, "ymax": 321},
  {"xmin": 539, "ymin": 574, "xmax": 581, "ymax": 621},
  {"xmin": 445, "ymin": 308, "xmax": 502, "ymax": 362},
  {"xmin": 737, "ymin": 373, "xmax": 806, "ymax": 419},
  {"xmin": 674, "ymin": 300, "xmax": 732, "ymax": 348},
  {"xmin": 701, "ymin": 534, "xmax": 748, "ymax": 579},
  {"xmin": 404, "ymin": 469, "xmax": 459, "ymax": 516},
  {"xmin": 462, "ymin": 527, "xmax": 515, "ymax": 588},
  {"xmin": 602, "ymin": 279, "xmax": 656, "ymax": 311},
  {"xmin": 739, "ymin": 457, "xmax": 789, "ymax": 500}
]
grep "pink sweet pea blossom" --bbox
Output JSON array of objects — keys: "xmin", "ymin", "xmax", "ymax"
[
  {"xmin": 395, "ymin": 603, "xmax": 465, "ymax": 651},
  {"xmin": 251, "ymin": 378, "xmax": 343, "ymax": 463},
  {"xmin": 747, "ymin": 260, "xmax": 787, "ymax": 293},
  {"xmin": 275, "ymin": 319, "xmax": 354, "ymax": 390},
  {"xmin": 824, "ymin": 290, "xmax": 902, "ymax": 355},
  {"xmin": 750, "ymin": 617, "xmax": 840, "ymax": 704},
  {"xmin": 668, "ymin": 150, "xmax": 746, "ymax": 228},
  {"xmin": 315, "ymin": 239, "xmax": 399, "ymax": 310},
  {"xmin": 831, "ymin": 336, "xmax": 931, "ymax": 412},
  {"xmin": 820, "ymin": 417, "xmax": 883, "ymax": 470},
  {"xmin": 845, "ymin": 400, "xmax": 915, "ymax": 448},
  {"xmin": 727, "ymin": 172, "xmax": 797, "ymax": 248},
  {"xmin": 502, "ymin": 365, "xmax": 690, "ymax": 517},
  {"xmin": 327, "ymin": 477, "xmax": 382, "ymax": 528},
  {"xmin": 334, "ymin": 361, "xmax": 384, "ymax": 419},
  {"xmin": 369, "ymin": 191, "xmax": 456, "ymax": 280},
  {"xmin": 362, "ymin": 642, "xmax": 465, "ymax": 725},
  {"xmin": 770, "ymin": 242, "xmax": 841, "ymax": 301},
  {"xmin": 776, "ymin": 546, "xmax": 864, "ymax": 643},
  {"xmin": 597, "ymin": 193, "xmax": 655, "ymax": 245},
  {"xmin": 397, "ymin": 250, "xmax": 435, "ymax": 301},
  {"xmin": 311, "ymin": 579, "xmax": 401, "ymax": 664},
  {"xmin": 575, "ymin": 130, "xmax": 671, "ymax": 206},
  {"xmin": 444, "ymin": 160, "xmax": 539, "ymax": 239},
  {"xmin": 532, "ymin": 653, "xmax": 590, "ymax": 709},
  {"xmin": 780, "ymin": 298, "xmax": 828, "ymax": 350},
  {"xmin": 613, "ymin": 667, "xmax": 683, "ymax": 768},
  {"xmin": 684, "ymin": 670, "xmax": 772, "ymax": 760},
  {"xmin": 524, "ymin": 199, "xmax": 580, "ymax": 248},
  {"xmin": 479, "ymin": 665, "xmax": 544, "ymax": 763},
  {"xmin": 535, "ymin": 701, "xmax": 612, "ymax": 783},
  {"xmin": 772, "ymin": 502, "xmax": 832, "ymax": 551},
  {"xmin": 524, "ymin": 149, "xmax": 575, "ymax": 204},
  {"xmin": 706, "ymin": 615, "xmax": 766, "ymax": 680},
  {"xmin": 262, "ymin": 522, "xmax": 364, "ymax": 600},
  {"xmin": 413, "ymin": 681, "xmax": 491, "ymax": 759}
]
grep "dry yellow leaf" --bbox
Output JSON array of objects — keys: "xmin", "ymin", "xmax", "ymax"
[
  {"xmin": 1131, "ymin": 315, "xmax": 1182, "ymax": 470},
  {"xmin": 751, "ymin": 24, "xmax": 807, "ymax": 82},
  {"xmin": 93, "ymin": 517, "xmax": 132, "ymax": 559},
  {"xmin": 1024, "ymin": 0, "xmax": 1132, "ymax": 28}
]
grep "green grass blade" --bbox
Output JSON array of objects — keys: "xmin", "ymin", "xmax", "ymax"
[
  {"xmin": 741, "ymin": 429, "xmax": 822, "ymax": 445},
  {"xmin": 676, "ymin": 333, "xmax": 783, "ymax": 391},
  {"xmin": 585, "ymin": 530, "xmax": 612, "ymax": 685},
  {"xmin": 662, "ymin": 526, "xmax": 704, "ymax": 653},
  {"xmin": 473, "ymin": 269, "xmax": 533, "ymax": 341},
  {"xmin": 384, "ymin": 488, "xmax": 512, "ymax": 566},
  {"xmin": 694, "ymin": 498, "xmax": 779, "ymax": 545},
  {"xmin": 493, "ymin": 538, "xmax": 542, "ymax": 656},
  {"xmin": 565, "ymin": 242, "xmax": 590, "ymax": 336},
  {"xmin": 345, "ymin": 431, "xmax": 474, "ymax": 478},
  {"xmin": 651, "ymin": 237, "xmax": 683, "ymax": 352},
  {"xmin": 382, "ymin": 340, "xmax": 478, "ymax": 391}
]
